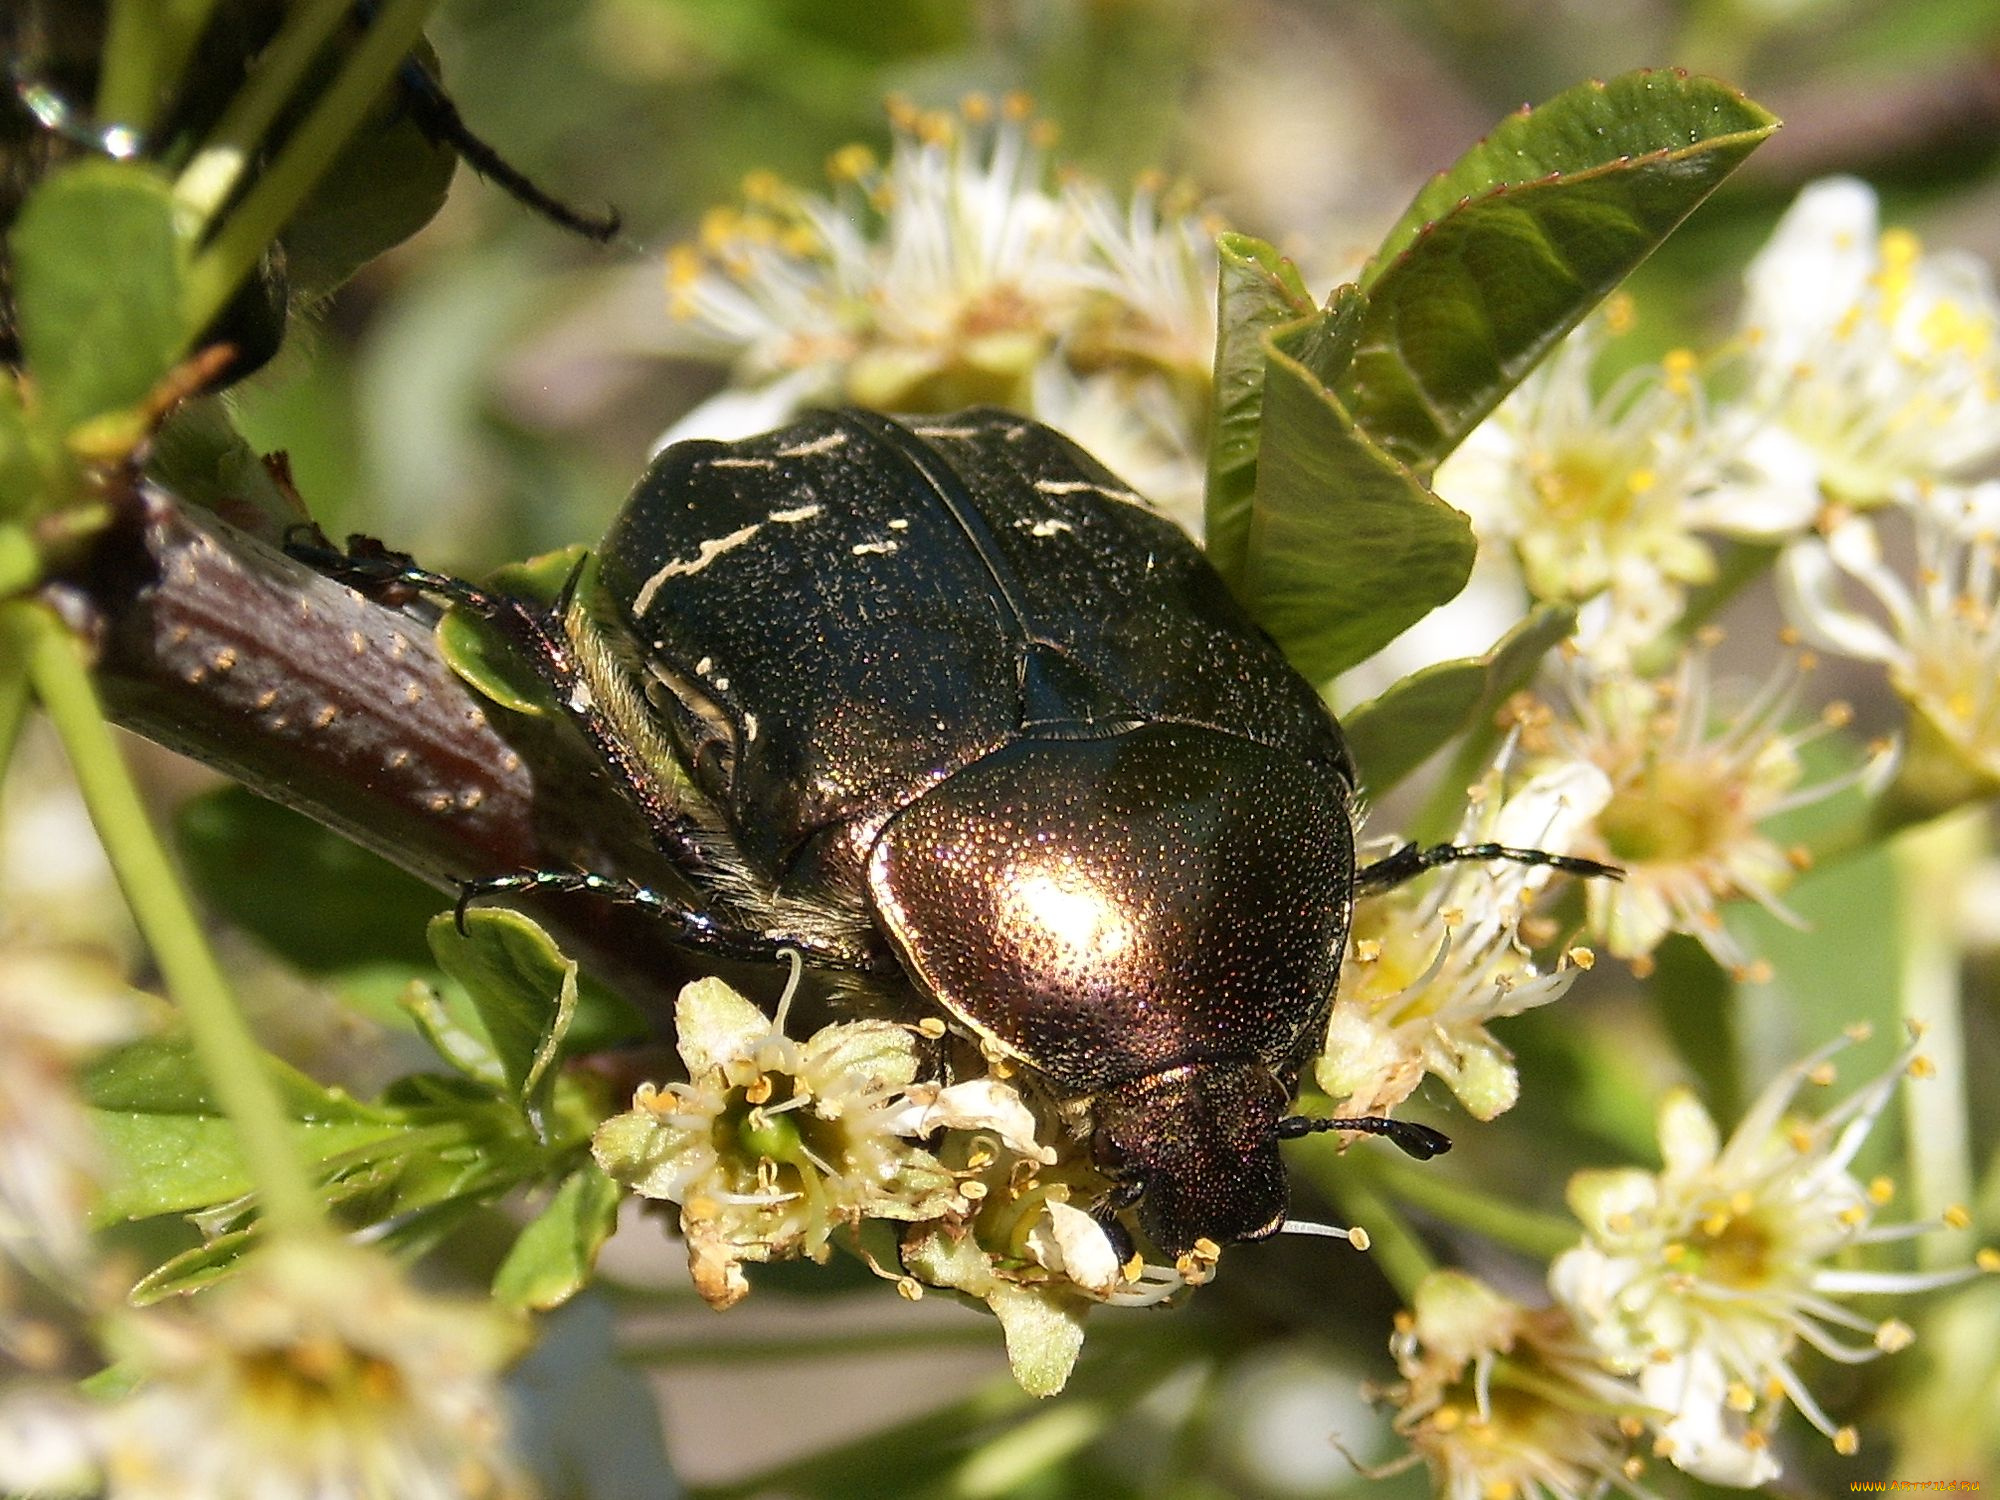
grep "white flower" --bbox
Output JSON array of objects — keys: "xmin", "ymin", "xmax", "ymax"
[
  {"xmin": 1434, "ymin": 310, "xmax": 1812, "ymax": 664},
  {"xmin": 1521, "ymin": 646, "xmax": 1882, "ymax": 976},
  {"xmin": 0, "ymin": 1239, "xmax": 531, "ymax": 1500},
  {"xmin": 1381, "ymin": 1270, "xmax": 1658, "ymax": 1500},
  {"xmin": 1550, "ymin": 1028, "xmax": 1993, "ymax": 1478},
  {"xmin": 0, "ymin": 946, "xmax": 148, "ymax": 1277},
  {"xmin": 1318, "ymin": 756, "xmax": 1610, "ymax": 1121},
  {"xmin": 591, "ymin": 973, "xmax": 959, "ymax": 1308},
  {"xmin": 1716, "ymin": 176, "xmax": 2000, "ymax": 514},
  {"xmin": 657, "ymin": 95, "xmax": 1218, "ymax": 534},
  {"xmin": 1781, "ymin": 501, "xmax": 2000, "ymax": 797}
]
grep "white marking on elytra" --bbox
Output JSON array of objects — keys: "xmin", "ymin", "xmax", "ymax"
[
  {"xmin": 888, "ymin": 518, "xmax": 910, "ymax": 531},
  {"xmin": 775, "ymin": 432, "xmax": 849, "ymax": 458},
  {"xmin": 632, "ymin": 522, "xmax": 762, "ymax": 612},
  {"xmin": 908, "ymin": 424, "xmax": 981, "ymax": 439},
  {"xmin": 714, "ymin": 677, "xmax": 731, "ymax": 692},
  {"xmin": 769, "ymin": 503, "xmax": 822, "ymax": 524},
  {"xmin": 744, "ymin": 713, "xmax": 759, "ymax": 742},
  {"xmin": 1035, "ymin": 477, "xmax": 1147, "ymax": 507},
  {"xmin": 708, "ymin": 456, "xmax": 776, "ymax": 471},
  {"xmin": 1016, "ymin": 517, "xmax": 1073, "ymax": 538},
  {"xmin": 696, "ymin": 656, "xmax": 714, "ymax": 675},
  {"xmin": 852, "ymin": 540, "xmax": 899, "ymax": 556}
]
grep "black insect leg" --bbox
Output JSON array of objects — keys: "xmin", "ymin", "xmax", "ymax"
[
  {"xmin": 1275, "ymin": 1114, "xmax": 1452, "ymax": 1160},
  {"xmin": 454, "ymin": 871, "xmax": 877, "ymax": 970},
  {"xmin": 392, "ymin": 55, "xmax": 621, "ymax": 243},
  {"xmin": 286, "ymin": 534, "xmax": 720, "ymax": 891},
  {"xmin": 1354, "ymin": 841, "xmax": 1622, "ymax": 896}
]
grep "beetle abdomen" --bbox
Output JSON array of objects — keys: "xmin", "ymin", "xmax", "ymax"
[{"xmin": 866, "ymin": 722, "xmax": 1355, "ymax": 1093}]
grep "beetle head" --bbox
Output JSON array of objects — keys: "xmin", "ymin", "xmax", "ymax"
[{"xmin": 1093, "ymin": 1063, "xmax": 1291, "ymax": 1257}]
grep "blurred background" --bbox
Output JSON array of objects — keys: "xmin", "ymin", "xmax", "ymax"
[{"xmin": 22, "ymin": 0, "xmax": 2000, "ymax": 1493}]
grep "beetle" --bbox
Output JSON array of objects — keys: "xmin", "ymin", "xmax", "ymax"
[{"xmin": 307, "ymin": 406, "xmax": 1614, "ymax": 1258}]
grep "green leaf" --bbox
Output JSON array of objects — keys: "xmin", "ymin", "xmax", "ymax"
[
  {"xmin": 1238, "ymin": 311, "xmax": 1476, "ymax": 683},
  {"xmin": 130, "ymin": 1227, "xmax": 257, "ymax": 1304},
  {"xmin": 281, "ymin": 95, "xmax": 456, "ymax": 300},
  {"xmin": 1340, "ymin": 603, "xmax": 1576, "ymax": 793},
  {"xmin": 146, "ymin": 398, "xmax": 304, "ymax": 534},
  {"xmin": 177, "ymin": 785, "xmax": 443, "ymax": 974},
  {"xmin": 8, "ymin": 159, "xmax": 191, "ymax": 434},
  {"xmin": 493, "ymin": 1161, "xmax": 622, "ymax": 1311},
  {"xmin": 426, "ymin": 908, "xmax": 580, "ymax": 1123},
  {"xmin": 1344, "ymin": 71, "xmax": 1777, "ymax": 472},
  {"xmin": 1203, "ymin": 233, "xmax": 1315, "ymax": 586},
  {"xmin": 434, "ymin": 546, "xmax": 592, "ymax": 716},
  {"xmin": 81, "ymin": 1038, "xmax": 407, "ymax": 1222},
  {"xmin": 400, "ymin": 978, "xmax": 509, "ymax": 1089},
  {"xmin": 491, "ymin": 545, "xmax": 592, "ymax": 606}
]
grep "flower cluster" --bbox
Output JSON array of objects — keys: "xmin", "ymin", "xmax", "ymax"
[
  {"xmin": 1321, "ymin": 753, "xmax": 1609, "ymax": 1121},
  {"xmin": 1379, "ymin": 1029, "xmax": 1994, "ymax": 1494},
  {"xmin": 1435, "ymin": 176, "xmax": 2000, "ymax": 674},
  {"xmin": 656, "ymin": 94, "xmax": 1219, "ymax": 531},
  {"xmin": 1504, "ymin": 644, "xmax": 1890, "ymax": 976},
  {"xmin": 0, "ymin": 1240, "xmax": 531, "ymax": 1500},
  {"xmin": 589, "ymin": 967, "xmax": 1198, "ymax": 1393},
  {"xmin": 1379, "ymin": 1270, "xmax": 1656, "ymax": 1500}
]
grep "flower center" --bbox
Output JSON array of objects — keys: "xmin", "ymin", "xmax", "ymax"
[
  {"xmin": 1596, "ymin": 761, "xmax": 1734, "ymax": 864},
  {"xmin": 1528, "ymin": 442, "xmax": 1643, "ymax": 529},
  {"xmin": 1686, "ymin": 1206, "xmax": 1776, "ymax": 1289},
  {"xmin": 239, "ymin": 1340, "xmax": 406, "ymax": 1423}
]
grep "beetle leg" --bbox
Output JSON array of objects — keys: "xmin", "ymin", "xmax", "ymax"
[
  {"xmin": 287, "ymin": 531, "xmax": 737, "ymax": 894},
  {"xmin": 455, "ymin": 869, "xmax": 887, "ymax": 970},
  {"xmin": 1090, "ymin": 1207, "xmax": 1138, "ymax": 1269},
  {"xmin": 391, "ymin": 54, "xmax": 622, "ymax": 244},
  {"xmin": 1354, "ymin": 840, "xmax": 1622, "ymax": 894},
  {"xmin": 1274, "ymin": 1114, "xmax": 1452, "ymax": 1159}
]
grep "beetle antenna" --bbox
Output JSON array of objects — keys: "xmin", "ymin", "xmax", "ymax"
[
  {"xmin": 393, "ymin": 55, "xmax": 622, "ymax": 243},
  {"xmin": 1355, "ymin": 841, "xmax": 1622, "ymax": 895},
  {"xmin": 1275, "ymin": 1115, "xmax": 1452, "ymax": 1160}
]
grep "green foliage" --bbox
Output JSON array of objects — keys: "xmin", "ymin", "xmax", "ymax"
[
  {"xmin": 1340, "ymin": 603, "xmax": 1577, "ymax": 793},
  {"xmin": 492, "ymin": 1162, "xmax": 623, "ymax": 1311},
  {"xmin": 177, "ymin": 785, "xmax": 443, "ymax": 974},
  {"xmin": 7, "ymin": 159, "xmax": 191, "ymax": 442},
  {"xmin": 1202, "ymin": 233, "xmax": 1316, "ymax": 586},
  {"xmin": 81, "ymin": 1038, "xmax": 409, "ymax": 1223},
  {"xmin": 1208, "ymin": 70, "xmax": 1774, "ymax": 685},
  {"xmin": 1238, "ymin": 305, "xmax": 1478, "ymax": 683},
  {"xmin": 433, "ymin": 547, "xmax": 589, "ymax": 716},
  {"xmin": 424, "ymin": 908, "xmax": 580, "ymax": 1132},
  {"xmin": 279, "ymin": 82, "xmax": 457, "ymax": 300},
  {"xmin": 1347, "ymin": 72, "xmax": 1779, "ymax": 474}
]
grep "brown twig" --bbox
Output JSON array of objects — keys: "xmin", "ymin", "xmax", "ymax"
[{"xmin": 49, "ymin": 475, "xmax": 718, "ymax": 1016}]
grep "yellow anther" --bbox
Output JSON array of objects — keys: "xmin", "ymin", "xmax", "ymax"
[
  {"xmin": 1875, "ymin": 1319, "xmax": 1915, "ymax": 1351},
  {"xmin": 827, "ymin": 142, "xmax": 875, "ymax": 181}
]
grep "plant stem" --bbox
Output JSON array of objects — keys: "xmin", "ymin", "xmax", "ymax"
[
  {"xmin": 183, "ymin": 0, "xmax": 440, "ymax": 336},
  {"xmin": 96, "ymin": 0, "xmax": 224, "ymax": 143},
  {"xmin": 0, "ymin": 644, "xmax": 29, "ymax": 784},
  {"xmin": 175, "ymin": 0, "xmax": 358, "ymax": 227},
  {"xmin": 1349, "ymin": 1149, "xmax": 1579, "ymax": 1262},
  {"xmin": 1893, "ymin": 811, "xmax": 1979, "ymax": 1268},
  {"xmin": 10, "ymin": 603, "xmax": 322, "ymax": 1238}
]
